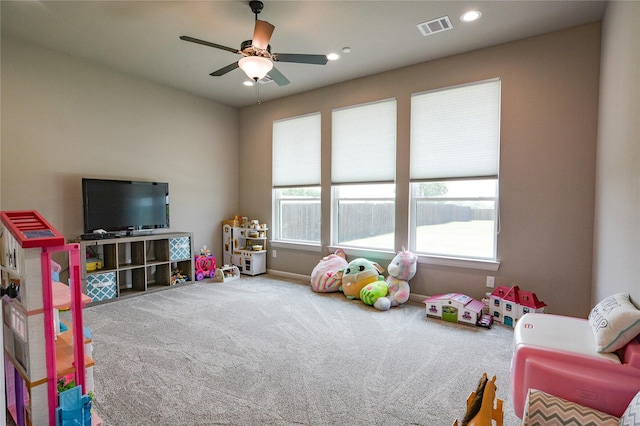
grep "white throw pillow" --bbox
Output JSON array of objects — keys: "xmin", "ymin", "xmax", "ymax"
[{"xmin": 588, "ymin": 293, "xmax": 640, "ymax": 353}]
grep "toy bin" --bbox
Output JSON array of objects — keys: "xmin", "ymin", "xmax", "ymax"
[
  {"xmin": 86, "ymin": 272, "xmax": 116, "ymax": 302},
  {"xmin": 214, "ymin": 265, "xmax": 240, "ymax": 282},
  {"xmin": 169, "ymin": 236, "xmax": 191, "ymax": 261}
]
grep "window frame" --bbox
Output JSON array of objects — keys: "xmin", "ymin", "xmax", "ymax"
[
  {"xmin": 409, "ymin": 79, "xmax": 501, "ymax": 265},
  {"xmin": 272, "ymin": 186, "xmax": 321, "ymax": 245},
  {"xmin": 409, "ymin": 178, "xmax": 499, "ymax": 261},
  {"xmin": 330, "ymin": 98, "xmax": 397, "ymax": 252},
  {"xmin": 272, "ymin": 113, "xmax": 321, "ymax": 247},
  {"xmin": 331, "ymin": 183, "xmax": 396, "ymax": 252}
]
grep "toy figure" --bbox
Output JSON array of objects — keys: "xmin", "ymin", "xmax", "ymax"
[
  {"xmin": 379, "ymin": 249, "xmax": 417, "ymax": 307},
  {"xmin": 340, "ymin": 258, "xmax": 385, "ymax": 300},
  {"xmin": 360, "ymin": 281, "xmax": 391, "ymax": 310},
  {"xmin": 310, "ymin": 249, "xmax": 348, "ymax": 292}
]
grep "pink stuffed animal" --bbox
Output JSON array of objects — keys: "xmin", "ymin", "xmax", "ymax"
[{"xmin": 310, "ymin": 249, "xmax": 348, "ymax": 292}]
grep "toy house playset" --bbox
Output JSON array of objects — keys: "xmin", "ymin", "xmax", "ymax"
[
  {"xmin": 423, "ymin": 293, "xmax": 486, "ymax": 326},
  {"xmin": 489, "ymin": 284, "xmax": 547, "ymax": 327}
]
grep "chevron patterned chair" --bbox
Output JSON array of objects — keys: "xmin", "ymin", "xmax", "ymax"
[{"xmin": 522, "ymin": 388, "xmax": 640, "ymax": 426}]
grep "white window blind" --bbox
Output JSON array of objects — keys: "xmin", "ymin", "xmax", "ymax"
[
  {"xmin": 272, "ymin": 113, "xmax": 321, "ymax": 187},
  {"xmin": 332, "ymin": 98, "xmax": 397, "ymax": 184},
  {"xmin": 410, "ymin": 79, "xmax": 500, "ymax": 180}
]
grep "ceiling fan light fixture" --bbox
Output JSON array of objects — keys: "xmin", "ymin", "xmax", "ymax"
[{"xmin": 238, "ymin": 56, "xmax": 273, "ymax": 80}]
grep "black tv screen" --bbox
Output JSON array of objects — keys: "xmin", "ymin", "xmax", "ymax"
[{"xmin": 82, "ymin": 178, "xmax": 169, "ymax": 234}]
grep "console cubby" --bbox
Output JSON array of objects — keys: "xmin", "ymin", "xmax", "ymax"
[{"xmin": 78, "ymin": 232, "xmax": 194, "ymax": 303}]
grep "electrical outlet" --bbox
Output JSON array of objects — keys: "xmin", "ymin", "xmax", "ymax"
[
  {"xmin": 272, "ymin": 250, "xmax": 277, "ymax": 258},
  {"xmin": 486, "ymin": 276, "xmax": 495, "ymax": 288}
]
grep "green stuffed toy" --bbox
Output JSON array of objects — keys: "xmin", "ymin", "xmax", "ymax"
[
  {"xmin": 360, "ymin": 281, "xmax": 391, "ymax": 310},
  {"xmin": 340, "ymin": 258, "xmax": 385, "ymax": 300}
]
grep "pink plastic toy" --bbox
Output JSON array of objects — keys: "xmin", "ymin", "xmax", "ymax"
[
  {"xmin": 511, "ymin": 313, "xmax": 640, "ymax": 418},
  {"xmin": 194, "ymin": 255, "xmax": 216, "ymax": 281},
  {"xmin": 424, "ymin": 293, "xmax": 485, "ymax": 326},
  {"xmin": 489, "ymin": 284, "xmax": 546, "ymax": 327}
]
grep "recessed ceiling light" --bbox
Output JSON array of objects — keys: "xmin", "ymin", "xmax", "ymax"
[
  {"xmin": 243, "ymin": 80, "xmax": 254, "ymax": 87},
  {"xmin": 342, "ymin": 47, "xmax": 352, "ymax": 54},
  {"xmin": 327, "ymin": 53, "xmax": 341, "ymax": 61},
  {"xmin": 461, "ymin": 10, "xmax": 482, "ymax": 22}
]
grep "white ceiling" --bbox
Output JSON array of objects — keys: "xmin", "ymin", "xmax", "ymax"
[{"xmin": 1, "ymin": 1, "xmax": 607, "ymax": 108}]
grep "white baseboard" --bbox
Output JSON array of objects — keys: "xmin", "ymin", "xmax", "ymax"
[
  {"xmin": 267, "ymin": 269, "xmax": 310, "ymax": 282},
  {"xmin": 409, "ymin": 292, "xmax": 428, "ymax": 304}
]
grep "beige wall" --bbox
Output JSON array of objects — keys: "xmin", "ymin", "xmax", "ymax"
[
  {"xmin": 0, "ymin": 38, "xmax": 239, "ymax": 262},
  {"xmin": 593, "ymin": 1, "xmax": 640, "ymax": 305},
  {"xmin": 5, "ymin": 16, "xmax": 630, "ymax": 319},
  {"xmin": 239, "ymin": 23, "xmax": 602, "ymax": 318}
]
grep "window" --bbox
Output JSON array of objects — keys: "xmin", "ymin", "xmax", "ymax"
[
  {"xmin": 410, "ymin": 79, "xmax": 500, "ymax": 260},
  {"xmin": 411, "ymin": 179, "xmax": 497, "ymax": 258},
  {"xmin": 273, "ymin": 187, "xmax": 321, "ymax": 243},
  {"xmin": 272, "ymin": 113, "xmax": 321, "ymax": 243},
  {"xmin": 333, "ymin": 184, "xmax": 395, "ymax": 250},
  {"xmin": 332, "ymin": 99, "xmax": 396, "ymax": 251}
]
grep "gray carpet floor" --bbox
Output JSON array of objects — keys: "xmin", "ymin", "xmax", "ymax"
[{"xmin": 78, "ymin": 275, "xmax": 520, "ymax": 425}]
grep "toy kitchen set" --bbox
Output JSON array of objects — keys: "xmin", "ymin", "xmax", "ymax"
[{"xmin": 222, "ymin": 218, "xmax": 268, "ymax": 276}]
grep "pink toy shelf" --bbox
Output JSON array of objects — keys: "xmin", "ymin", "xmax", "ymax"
[{"xmin": 1, "ymin": 210, "xmax": 102, "ymax": 426}]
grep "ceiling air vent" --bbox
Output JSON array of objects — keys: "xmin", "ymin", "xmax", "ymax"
[{"xmin": 417, "ymin": 16, "xmax": 453, "ymax": 36}]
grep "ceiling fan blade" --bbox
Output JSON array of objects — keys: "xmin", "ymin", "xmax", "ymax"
[
  {"xmin": 267, "ymin": 67, "xmax": 290, "ymax": 86},
  {"xmin": 179, "ymin": 36, "xmax": 240, "ymax": 55},
  {"xmin": 273, "ymin": 53, "xmax": 328, "ymax": 65},
  {"xmin": 252, "ymin": 20, "xmax": 275, "ymax": 50},
  {"xmin": 210, "ymin": 62, "xmax": 239, "ymax": 77}
]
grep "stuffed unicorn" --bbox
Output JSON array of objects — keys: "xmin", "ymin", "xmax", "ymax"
[
  {"xmin": 379, "ymin": 249, "xmax": 417, "ymax": 308},
  {"xmin": 359, "ymin": 249, "xmax": 417, "ymax": 311}
]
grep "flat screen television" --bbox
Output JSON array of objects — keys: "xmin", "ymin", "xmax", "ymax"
[{"xmin": 82, "ymin": 178, "xmax": 169, "ymax": 235}]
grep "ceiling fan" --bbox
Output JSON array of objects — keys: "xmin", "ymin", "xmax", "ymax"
[{"xmin": 180, "ymin": 0, "xmax": 328, "ymax": 86}]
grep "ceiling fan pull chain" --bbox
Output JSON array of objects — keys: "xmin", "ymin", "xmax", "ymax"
[{"xmin": 256, "ymin": 80, "xmax": 262, "ymax": 104}]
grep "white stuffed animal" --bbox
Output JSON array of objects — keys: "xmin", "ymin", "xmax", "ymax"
[{"xmin": 379, "ymin": 249, "xmax": 417, "ymax": 307}]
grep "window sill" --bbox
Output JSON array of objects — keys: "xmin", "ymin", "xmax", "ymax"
[
  {"xmin": 271, "ymin": 241, "xmax": 500, "ymax": 271},
  {"xmin": 329, "ymin": 246, "xmax": 500, "ymax": 271},
  {"xmin": 417, "ymin": 255, "xmax": 500, "ymax": 271},
  {"xmin": 328, "ymin": 246, "xmax": 396, "ymax": 261}
]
